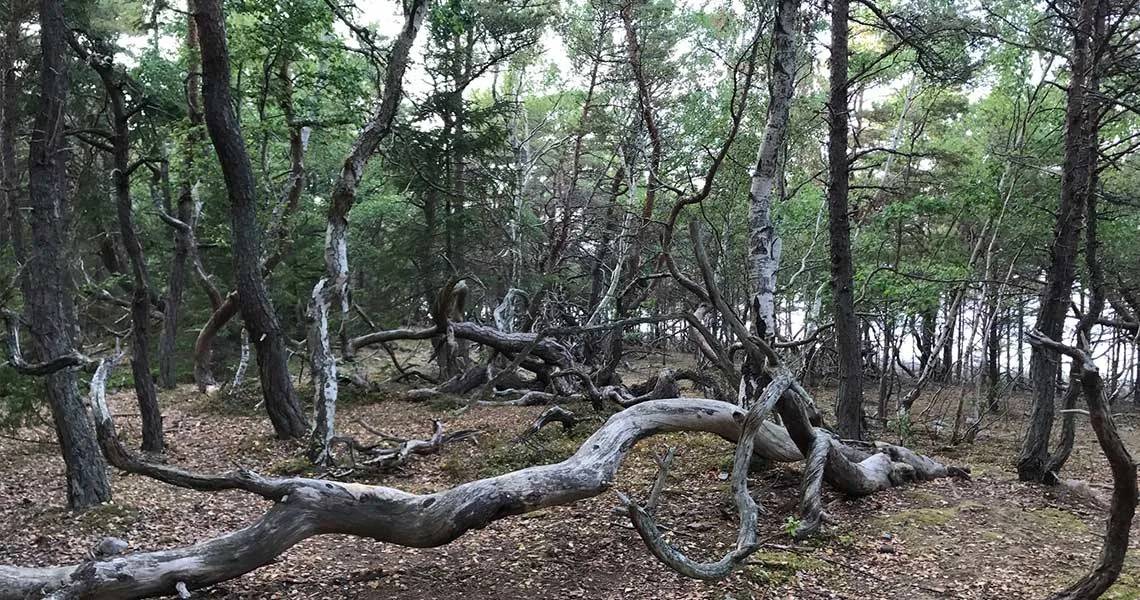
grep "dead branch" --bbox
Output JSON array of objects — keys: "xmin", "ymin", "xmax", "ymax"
[
  {"xmin": 0, "ymin": 341, "xmax": 965, "ymax": 599},
  {"xmin": 2, "ymin": 310, "xmax": 95, "ymax": 375},
  {"xmin": 329, "ymin": 420, "xmax": 478, "ymax": 471}
]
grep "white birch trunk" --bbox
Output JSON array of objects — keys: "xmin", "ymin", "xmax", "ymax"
[{"xmin": 747, "ymin": 0, "xmax": 798, "ymax": 342}]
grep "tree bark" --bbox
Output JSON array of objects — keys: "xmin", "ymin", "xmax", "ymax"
[
  {"xmin": 985, "ymin": 298, "xmax": 1001, "ymax": 412},
  {"xmin": 1027, "ymin": 331, "xmax": 1137, "ymax": 600},
  {"xmin": 0, "ymin": 14, "xmax": 17, "ymax": 255},
  {"xmin": 308, "ymin": 0, "xmax": 430, "ymax": 463},
  {"xmin": 748, "ymin": 0, "xmax": 797, "ymax": 343},
  {"xmin": 71, "ymin": 34, "xmax": 165, "ymax": 452},
  {"xmin": 158, "ymin": 12, "xmax": 205, "ymax": 390},
  {"xmin": 195, "ymin": 0, "xmax": 307, "ymax": 438},
  {"xmin": 1017, "ymin": 0, "xmax": 1101, "ymax": 482},
  {"xmin": 1, "ymin": 10, "xmax": 23, "ymax": 264},
  {"xmin": 23, "ymin": 0, "xmax": 112, "ymax": 508},
  {"xmin": 193, "ymin": 292, "xmax": 237, "ymax": 394},
  {"xmin": 826, "ymin": 0, "xmax": 863, "ymax": 440}
]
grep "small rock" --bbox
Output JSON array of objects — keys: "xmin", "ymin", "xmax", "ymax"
[
  {"xmin": 93, "ymin": 537, "xmax": 128, "ymax": 557},
  {"xmin": 877, "ymin": 543, "xmax": 896, "ymax": 554},
  {"xmin": 880, "ymin": 532, "xmax": 894, "ymax": 541}
]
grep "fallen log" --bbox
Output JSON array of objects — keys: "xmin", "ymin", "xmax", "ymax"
[{"xmin": 0, "ymin": 355, "xmax": 963, "ymax": 600}]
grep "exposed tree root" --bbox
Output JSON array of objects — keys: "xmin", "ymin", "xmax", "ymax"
[{"xmin": 0, "ymin": 357, "xmax": 965, "ymax": 599}]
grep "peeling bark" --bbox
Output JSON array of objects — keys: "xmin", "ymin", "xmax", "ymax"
[
  {"xmin": 308, "ymin": 0, "xmax": 430, "ymax": 463},
  {"xmin": 748, "ymin": 0, "xmax": 797, "ymax": 343},
  {"xmin": 229, "ymin": 327, "xmax": 250, "ymax": 394}
]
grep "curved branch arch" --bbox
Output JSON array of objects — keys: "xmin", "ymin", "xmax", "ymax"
[{"xmin": 0, "ymin": 366, "xmax": 960, "ymax": 600}]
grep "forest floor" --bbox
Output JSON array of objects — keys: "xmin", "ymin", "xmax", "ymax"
[{"xmin": 1, "ymin": 349, "xmax": 1138, "ymax": 600}]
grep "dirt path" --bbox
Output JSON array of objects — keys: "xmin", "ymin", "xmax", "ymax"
[{"xmin": 0, "ymin": 380, "xmax": 1137, "ymax": 599}]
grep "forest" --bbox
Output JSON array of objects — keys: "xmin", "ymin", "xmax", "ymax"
[{"xmin": 0, "ymin": 0, "xmax": 1137, "ymax": 597}]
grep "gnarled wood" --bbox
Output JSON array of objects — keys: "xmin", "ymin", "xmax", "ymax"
[
  {"xmin": 308, "ymin": 0, "xmax": 430, "ymax": 463},
  {"xmin": 1029, "ymin": 331, "xmax": 1137, "ymax": 600},
  {"xmin": 196, "ymin": 0, "xmax": 308, "ymax": 438},
  {"xmin": 193, "ymin": 291, "xmax": 238, "ymax": 394},
  {"xmin": 0, "ymin": 348, "xmax": 963, "ymax": 599}
]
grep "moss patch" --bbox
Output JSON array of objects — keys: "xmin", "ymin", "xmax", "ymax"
[
  {"xmin": 1103, "ymin": 572, "xmax": 1140, "ymax": 600},
  {"xmin": 76, "ymin": 502, "xmax": 139, "ymax": 533},
  {"xmin": 271, "ymin": 455, "xmax": 314, "ymax": 476},
  {"xmin": 743, "ymin": 551, "xmax": 826, "ymax": 586},
  {"xmin": 477, "ymin": 435, "xmax": 582, "ymax": 478}
]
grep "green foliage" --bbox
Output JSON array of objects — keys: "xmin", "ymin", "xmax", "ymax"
[
  {"xmin": 886, "ymin": 413, "xmax": 916, "ymax": 446},
  {"xmin": 0, "ymin": 368, "xmax": 41, "ymax": 431},
  {"xmin": 783, "ymin": 515, "xmax": 803, "ymax": 538}
]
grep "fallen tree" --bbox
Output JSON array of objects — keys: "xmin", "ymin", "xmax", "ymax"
[{"xmin": 0, "ymin": 348, "xmax": 965, "ymax": 599}]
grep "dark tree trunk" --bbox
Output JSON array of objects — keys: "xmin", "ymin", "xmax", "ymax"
[
  {"xmin": 940, "ymin": 302, "xmax": 955, "ymax": 381},
  {"xmin": 878, "ymin": 315, "xmax": 895, "ymax": 420},
  {"xmin": 73, "ymin": 37, "xmax": 165, "ymax": 452},
  {"xmin": 0, "ymin": 20, "xmax": 11, "ymax": 252},
  {"xmin": 986, "ymin": 300, "xmax": 1001, "ymax": 412},
  {"xmin": 1, "ymin": 14, "xmax": 21, "ymax": 261},
  {"xmin": 826, "ymin": 0, "xmax": 863, "ymax": 440},
  {"xmin": 159, "ymin": 12, "xmax": 206, "ymax": 390},
  {"xmin": 1029, "ymin": 158, "xmax": 1135, "ymax": 596},
  {"xmin": 1018, "ymin": 0, "xmax": 1100, "ymax": 482},
  {"xmin": 1134, "ymin": 344, "xmax": 1139, "ymax": 405},
  {"xmin": 157, "ymin": 160, "xmax": 190, "ymax": 390},
  {"xmin": 111, "ymin": 148, "xmax": 163, "ymax": 452},
  {"xmin": 195, "ymin": 0, "xmax": 307, "ymax": 438},
  {"xmin": 917, "ymin": 307, "xmax": 935, "ymax": 374},
  {"xmin": 25, "ymin": 0, "xmax": 112, "ymax": 508},
  {"xmin": 158, "ymin": 13, "xmax": 203, "ymax": 390},
  {"xmin": 194, "ymin": 292, "xmax": 238, "ymax": 394}
]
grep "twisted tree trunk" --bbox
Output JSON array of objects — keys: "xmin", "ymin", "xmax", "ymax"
[
  {"xmin": 195, "ymin": 0, "xmax": 307, "ymax": 438},
  {"xmin": 158, "ymin": 12, "xmax": 208, "ymax": 390},
  {"xmin": 748, "ymin": 0, "xmax": 797, "ymax": 343},
  {"xmin": 308, "ymin": 0, "xmax": 430, "ymax": 463},
  {"xmin": 70, "ymin": 33, "xmax": 164, "ymax": 452},
  {"xmin": 1018, "ymin": 0, "xmax": 1102, "ymax": 482}
]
